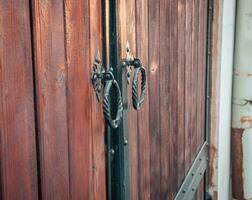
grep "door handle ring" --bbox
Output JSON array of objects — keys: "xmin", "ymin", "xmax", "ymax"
[
  {"xmin": 103, "ymin": 79, "xmax": 123, "ymax": 129},
  {"xmin": 91, "ymin": 53, "xmax": 123, "ymax": 129},
  {"xmin": 132, "ymin": 66, "xmax": 147, "ymax": 110},
  {"xmin": 121, "ymin": 58, "xmax": 147, "ymax": 111}
]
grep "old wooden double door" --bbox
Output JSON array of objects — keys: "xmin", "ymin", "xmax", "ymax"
[{"xmin": 0, "ymin": 0, "xmax": 209, "ymax": 199}]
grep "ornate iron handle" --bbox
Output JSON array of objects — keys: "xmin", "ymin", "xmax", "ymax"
[
  {"xmin": 132, "ymin": 60, "xmax": 147, "ymax": 110},
  {"xmin": 122, "ymin": 58, "xmax": 147, "ymax": 110},
  {"xmin": 91, "ymin": 54, "xmax": 123, "ymax": 129},
  {"xmin": 103, "ymin": 79, "xmax": 123, "ymax": 128}
]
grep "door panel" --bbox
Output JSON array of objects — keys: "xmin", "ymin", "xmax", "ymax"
[
  {"xmin": 32, "ymin": 1, "xmax": 70, "ymax": 199},
  {"xmin": 0, "ymin": 0, "xmax": 209, "ymax": 199},
  {"xmin": 117, "ymin": 0, "xmax": 139, "ymax": 199},
  {"xmin": 135, "ymin": 1, "xmax": 151, "ymax": 200},
  {"xmin": 0, "ymin": 0, "xmax": 38, "ymax": 199},
  {"xmin": 31, "ymin": 0, "xmax": 105, "ymax": 199},
  {"xmin": 116, "ymin": 0, "xmax": 208, "ymax": 199}
]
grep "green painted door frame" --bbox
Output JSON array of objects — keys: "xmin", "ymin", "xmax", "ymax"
[{"xmin": 105, "ymin": 1, "xmax": 130, "ymax": 200}]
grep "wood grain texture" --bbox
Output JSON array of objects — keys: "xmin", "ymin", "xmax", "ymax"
[
  {"xmin": 0, "ymin": 0, "xmax": 38, "ymax": 199},
  {"xmin": 64, "ymin": 0, "xmax": 106, "ymax": 199},
  {"xmin": 89, "ymin": 0, "xmax": 106, "ymax": 199},
  {"xmin": 160, "ymin": 0, "xmax": 171, "ymax": 199},
  {"xmin": 169, "ymin": 0, "xmax": 179, "ymax": 197},
  {"xmin": 148, "ymin": 0, "xmax": 161, "ymax": 199},
  {"xmin": 126, "ymin": 0, "xmax": 139, "ymax": 199},
  {"xmin": 190, "ymin": 0, "xmax": 199, "ymax": 162},
  {"xmin": 197, "ymin": 0, "xmax": 208, "ymax": 148},
  {"xmin": 31, "ymin": 1, "xmax": 70, "ymax": 199},
  {"xmin": 32, "ymin": 0, "xmax": 105, "ymax": 199},
  {"xmin": 135, "ymin": 0, "xmax": 150, "ymax": 199},
  {"xmin": 116, "ymin": 0, "xmax": 209, "ymax": 199},
  {"xmin": 117, "ymin": 0, "xmax": 139, "ymax": 199},
  {"xmin": 196, "ymin": 1, "xmax": 208, "ymax": 199},
  {"xmin": 0, "ymin": 0, "xmax": 209, "ymax": 198},
  {"xmin": 177, "ymin": 0, "xmax": 186, "ymax": 189},
  {"xmin": 185, "ymin": 0, "xmax": 193, "ymax": 173},
  {"xmin": 64, "ymin": 0, "xmax": 90, "ymax": 198}
]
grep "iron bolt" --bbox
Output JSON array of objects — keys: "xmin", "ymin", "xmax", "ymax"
[
  {"xmin": 93, "ymin": 74, "xmax": 97, "ymax": 79},
  {"xmin": 124, "ymin": 140, "xmax": 128, "ymax": 146},
  {"xmin": 122, "ymin": 61, "xmax": 127, "ymax": 67},
  {"xmin": 110, "ymin": 149, "xmax": 115, "ymax": 155}
]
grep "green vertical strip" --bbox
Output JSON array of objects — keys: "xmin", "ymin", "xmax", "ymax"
[{"xmin": 108, "ymin": 0, "xmax": 130, "ymax": 200}]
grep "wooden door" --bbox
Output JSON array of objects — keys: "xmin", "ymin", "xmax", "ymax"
[
  {"xmin": 31, "ymin": 0, "xmax": 106, "ymax": 199},
  {"xmin": 1, "ymin": 0, "xmax": 107, "ymax": 199},
  {"xmin": 0, "ymin": 1, "xmax": 38, "ymax": 199},
  {"xmin": 1, "ymin": 0, "xmax": 210, "ymax": 199},
  {"xmin": 115, "ymin": 0, "xmax": 209, "ymax": 199}
]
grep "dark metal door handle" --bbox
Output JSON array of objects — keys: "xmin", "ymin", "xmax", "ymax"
[
  {"xmin": 122, "ymin": 58, "xmax": 147, "ymax": 110},
  {"xmin": 103, "ymin": 79, "xmax": 123, "ymax": 128},
  {"xmin": 132, "ymin": 62, "xmax": 146, "ymax": 110},
  {"xmin": 91, "ymin": 54, "xmax": 123, "ymax": 129}
]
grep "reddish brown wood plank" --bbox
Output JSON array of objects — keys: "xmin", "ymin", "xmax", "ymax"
[
  {"xmin": 197, "ymin": 1, "xmax": 208, "ymax": 197},
  {"xmin": 190, "ymin": 0, "xmax": 199, "ymax": 161},
  {"xmin": 135, "ymin": 0, "xmax": 151, "ymax": 199},
  {"xmin": 197, "ymin": 179, "xmax": 205, "ymax": 200},
  {"xmin": 126, "ymin": 1, "xmax": 139, "ymax": 199},
  {"xmin": 89, "ymin": 0, "xmax": 106, "ymax": 199},
  {"xmin": 169, "ymin": 0, "xmax": 179, "ymax": 197},
  {"xmin": 64, "ymin": 0, "xmax": 104, "ymax": 199},
  {"xmin": 31, "ymin": 1, "xmax": 70, "ymax": 199},
  {"xmin": 160, "ymin": 0, "xmax": 171, "ymax": 199},
  {"xmin": 197, "ymin": 0, "xmax": 204, "ymax": 153},
  {"xmin": 0, "ymin": 0, "xmax": 38, "ymax": 199},
  {"xmin": 148, "ymin": 0, "xmax": 161, "ymax": 198},
  {"xmin": 117, "ymin": 0, "xmax": 139, "ymax": 199},
  {"xmin": 177, "ymin": 0, "xmax": 186, "ymax": 189},
  {"xmin": 184, "ymin": 0, "xmax": 193, "ymax": 173},
  {"xmin": 197, "ymin": 0, "xmax": 208, "ymax": 149},
  {"xmin": 117, "ymin": 0, "xmax": 209, "ymax": 198}
]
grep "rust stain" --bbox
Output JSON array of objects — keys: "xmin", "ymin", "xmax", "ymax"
[
  {"xmin": 240, "ymin": 116, "xmax": 252, "ymax": 127},
  {"xmin": 208, "ymin": 0, "xmax": 221, "ymax": 198},
  {"xmin": 210, "ymin": 191, "xmax": 217, "ymax": 200},
  {"xmin": 234, "ymin": 70, "xmax": 252, "ymax": 77},
  {"xmin": 208, "ymin": 145, "xmax": 217, "ymax": 188},
  {"xmin": 232, "ymin": 128, "xmax": 245, "ymax": 200}
]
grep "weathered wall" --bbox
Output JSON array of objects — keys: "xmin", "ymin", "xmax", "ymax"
[
  {"xmin": 217, "ymin": 0, "xmax": 236, "ymax": 199},
  {"xmin": 208, "ymin": 0, "xmax": 222, "ymax": 198},
  {"xmin": 208, "ymin": 0, "xmax": 236, "ymax": 199},
  {"xmin": 232, "ymin": 1, "xmax": 252, "ymax": 199}
]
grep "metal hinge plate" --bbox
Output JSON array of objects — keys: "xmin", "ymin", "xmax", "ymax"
[{"xmin": 175, "ymin": 142, "xmax": 208, "ymax": 200}]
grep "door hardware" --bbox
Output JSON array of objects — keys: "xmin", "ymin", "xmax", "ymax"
[
  {"xmin": 121, "ymin": 45, "xmax": 147, "ymax": 110},
  {"xmin": 91, "ymin": 53, "xmax": 123, "ymax": 129}
]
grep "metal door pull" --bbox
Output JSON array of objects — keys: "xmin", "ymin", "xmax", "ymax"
[
  {"xmin": 121, "ymin": 58, "xmax": 147, "ymax": 110},
  {"xmin": 91, "ymin": 54, "xmax": 123, "ymax": 129}
]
